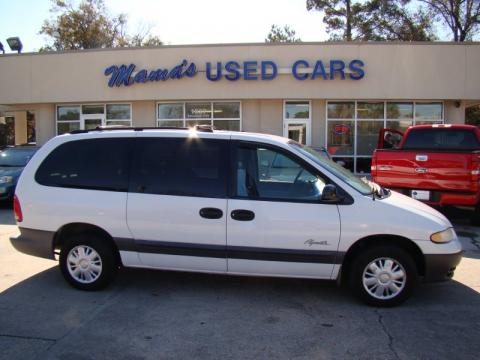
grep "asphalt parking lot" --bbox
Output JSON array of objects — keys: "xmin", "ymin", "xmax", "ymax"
[{"xmin": 0, "ymin": 204, "xmax": 479, "ymax": 360}]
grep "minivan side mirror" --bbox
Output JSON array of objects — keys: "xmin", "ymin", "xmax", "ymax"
[{"xmin": 321, "ymin": 184, "xmax": 341, "ymax": 203}]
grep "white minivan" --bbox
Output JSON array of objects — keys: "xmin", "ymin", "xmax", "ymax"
[{"xmin": 10, "ymin": 127, "xmax": 462, "ymax": 306}]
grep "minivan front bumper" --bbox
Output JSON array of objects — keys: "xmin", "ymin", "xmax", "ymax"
[
  {"xmin": 10, "ymin": 227, "xmax": 56, "ymax": 260},
  {"xmin": 424, "ymin": 251, "xmax": 463, "ymax": 282}
]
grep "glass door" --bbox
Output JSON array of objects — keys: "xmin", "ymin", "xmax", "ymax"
[
  {"xmin": 283, "ymin": 121, "xmax": 309, "ymax": 145},
  {"xmin": 283, "ymin": 101, "xmax": 311, "ymax": 146},
  {"xmin": 81, "ymin": 114, "xmax": 105, "ymax": 130}
]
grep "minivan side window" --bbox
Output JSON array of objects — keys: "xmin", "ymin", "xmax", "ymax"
[
  {"xmin": 235, "ymin": 144, "xmax": 326, "ymax": 201},
  {"xmin": 129, "ymin": 138, "xmax": 228, "ymax": 198},
  {"xmin": 35, "ymin": 138, "xmax": 132, "ymax": 191}
]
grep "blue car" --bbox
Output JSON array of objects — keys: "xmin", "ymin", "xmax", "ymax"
[{"xmin": 0, "ymin": 146, "xmax": 39, "ymax": 201}]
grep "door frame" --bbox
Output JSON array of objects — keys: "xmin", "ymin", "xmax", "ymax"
[
  {"xmin": 282, "ymin": 100, "xmax": 312, "ymax": 146},
  {"xmin": 81, "ymin": 113, "xmax": 106, "ymax": 129}
]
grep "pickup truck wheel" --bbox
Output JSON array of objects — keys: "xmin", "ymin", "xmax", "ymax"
[
  {"xmin": 59, "ymin": 234, "xmax": 117, "ymax": 291},
  {"xmin": 349, "ymin": 246, "xmax": 417, "ymax": 307}
]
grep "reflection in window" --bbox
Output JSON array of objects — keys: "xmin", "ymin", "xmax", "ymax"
[
  {"xmin": 106, "ymin": 104, "xmax": 131, "ymax": 120},
  {"xmin": 415, "ymin": 103, "xmax": 443, "ymax": 121},
  {"xmin": 356, "ymin": 121, "xmax": 384, "ymax": 155},
  {"xmin": 357, "ymin": 102, "xmax": 384, "ymax": 119},
  {"xmin": 157, "ymin": 101, "xmax": 241, "ymax": 130},
  {"xmin": 158, "ymin": 103, "xmax": 184, "ymax": 119},
  {"xmin": 387, "ymin": 103, "xmax": 413, "ymax": 119},
  {"xmin": 213, "ymin": 102, "xmax": 240, "ymax": 118},
  {"xmin": 186, "ymin": 102, "xmax": 212, "ymax": 119},
  {"xmin": 285, "ymin": 101, "xmax": 310, "ymax": 119},
  {"xmin": 82, "ymin": 105, "xmax": 104, "ymax": 114},
  {"xmin": 57, "ymin": 106, "xmax": 80, "ymax": 121},
  {"xmin": 327, "ymin": 102, "xmax": 354, "ymax": 119}
]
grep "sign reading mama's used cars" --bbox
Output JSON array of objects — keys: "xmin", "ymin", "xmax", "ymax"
[{"xmin": 104, "ymin": 59, "xmax": 365, "ymax": 87}]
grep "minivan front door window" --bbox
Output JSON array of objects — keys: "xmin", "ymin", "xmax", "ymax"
[{"xmin": 236, "ymin": 145, "xmax": 326, "ymax": 202}]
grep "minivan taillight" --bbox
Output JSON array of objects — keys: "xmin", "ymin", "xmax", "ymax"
[{"xmin": 13, "ymin": 195, "xmax": 23, "ymax": 222}]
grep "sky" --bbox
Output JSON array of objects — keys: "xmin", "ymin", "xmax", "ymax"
[{"xmin": 0, "ymin": 0, "xmax": 328, "ymax": 53}]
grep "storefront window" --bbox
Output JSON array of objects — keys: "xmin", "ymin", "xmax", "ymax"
[
  {"xmin": 157, "ymin": 101, "xmax": 241, "ymax": 130},
  {"xmin": 386, "ymin": 120, "xmax": 413, "ymax": 132},
  {"xmin": 326, "ymin": 100, "xmax": 444, "ymax": 174},
  {"xmin": 106, "ymin": 104, "xmax": 130, "ymax": 120},
  {"xmin": 357, "ymin": 102, "xmax": 384, "ymax": 119},
  {"xmin": 186, "ymin": 102, "xmax": 212, "ymax": 119},
  {"xmin": 327, "ymin": 102, "xmax": 354, "ymax": 119},
  {"xmin": 327, "ymin": 121, "xmax": 354, "ymax": 156},
  {"xmin": 158, "ymin": 103, "xmax": 184, "ymax": 120},
  {"xmin": 82, "ymin": 105, "xmax": 104, "ymax": 114},
  {"xmin": 213, "ymin": 102, "xmax": 240, "ymax": 119},
  {"xmin": 387, "ymin": 103, "xmax": 413, "ymax": 120},
  {"xmin": 27, "ymin": 111, "xmax": 36, "ymax": 143},
  {"xmin": 57, "ymin": 104, "xmax": 132, "ymax": 135},
  {"xmin": 285, "ymin": 101, "xmax": 310, "ymax": 119},
  {"xmin": 57, "ymin": 122, "xmax": 80, "ymax": 134},
  {"xmin": 57, "ymin": 106, "xmax": 80, "ymax": 121},
  {"xmin": 415, "ymin": 103, "xmax": 443, "ymax": 122},
  {"xmin": 357, "ymin": 121, "xmax": 384, "ymax": 155}
]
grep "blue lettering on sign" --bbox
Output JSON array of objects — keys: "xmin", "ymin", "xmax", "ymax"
[
  {"xmin": 292, "ymin": 60, "xmax": 309, "ymax": 80},
  {"xmin": 348, "ymin": 59, "xmax": 365, "ymax": 80},
  {"xmin": 104, "ymin": 59, "xmax": 365, "ymax": 87},
  {"xmin": 224, "ymin": 61, "xmax": 241, "ymax": 81},
  {"xmin": 104, "ymin": 60, "xmax": 197, "ymax": 87}
]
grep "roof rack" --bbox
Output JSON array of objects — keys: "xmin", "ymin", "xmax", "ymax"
[{"xmin": 69, "ymin": 124, "xmax": 218, "ymax": 135}]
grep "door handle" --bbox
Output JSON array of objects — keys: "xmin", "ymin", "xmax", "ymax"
[
  {"xmin": 199, "ymin": 207, "xmax": 223, "ymax": 219},
  {"xmin": 231, "ymin": 209, "xmax": 255, "ymax": 221}
]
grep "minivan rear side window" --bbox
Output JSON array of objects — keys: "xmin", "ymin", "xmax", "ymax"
[
  {"xmin": 35, "ymin": 138, "xmax": 132, "ymax": 191},
  {"xmin": 129, "ymin": 137, "xmax": 228, "ymax": 198},
  {"xmin": 403, "ymin": 129, "xmax": 480, "ymax": 150}
]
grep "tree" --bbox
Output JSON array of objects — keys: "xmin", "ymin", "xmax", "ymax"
[
  {"xmin": 265, "ymin": 24, "xmax": 302, "ymax": 42},
  {"xmin": 306, "ymin": 0, "xmax": 435, "ymax": 41},
  {"xmin": 418, "ymin": 0, "xmax": 480, "ymax": 41},
  {"xmin": 306, "ymin": 0, "xmax": 359, "ymax": 40},
  {"xmin": 39, "ymin": 0, "xmax": 162, "ymax": 51},
  {"xmin": 466, "ymin": 105, "xmax": 480, "ymax": 126},
  {"xmin": 358, "ymin": 0, "xmax": 436, "ymax": 41}
]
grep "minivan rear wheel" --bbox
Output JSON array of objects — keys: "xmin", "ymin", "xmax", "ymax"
[
  {"xmin": 349, "ymin": 246, "xmax": 417, "ymax": 307},
  {"xmin": 60, "ymin": 234, "xmax": 117, "ymax": 290}
]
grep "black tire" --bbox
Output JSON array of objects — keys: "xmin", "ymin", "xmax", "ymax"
[
  {"xmin": 59, "ymin": 233, "xmax": 117, "ymax": 291},
  {"xmin": 349, "ymin": 246, "xmax": 418, "ymax": 307}
]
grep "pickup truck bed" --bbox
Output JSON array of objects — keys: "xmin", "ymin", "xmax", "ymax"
[{"xmin": 371, "ymin": 125, "xmax": 480, "ymax": 208}]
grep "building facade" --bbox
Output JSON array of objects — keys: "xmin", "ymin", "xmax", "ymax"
[{"xmin": 0, "ymin": 42, "xmax": 479, "ymax": 174}]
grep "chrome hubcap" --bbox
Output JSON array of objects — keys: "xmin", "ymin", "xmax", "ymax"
[
  {"xmin": 67, "ymin": 245, "xmax": 102, "ymax": 284},
  {"xmin": 362, "ymin": 257, "xmax": 406, "ymax": 300}
]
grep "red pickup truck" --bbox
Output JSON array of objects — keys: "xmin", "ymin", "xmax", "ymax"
[{"xmin": 371, "ymin": 124, "xmax": 480, "ymax": 222}]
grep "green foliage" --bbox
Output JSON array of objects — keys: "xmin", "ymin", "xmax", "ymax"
[
  {"xmin": 306, "ymin": 0, "xmax": 435, "ymax": 41},
  {"xmin": 419, "ymin": 0, "xmax": 480, "ymax": 41},
  {"xmin": 39, "ymin": 0, "xmax": 162, "ymax": 51},
  {"xmin": 466, "ymin": 105, "xmax": 480, "ymax": 126},
  {"xmin": 265, "ymin": 24, "xmax": 302, "ymax": 42}
]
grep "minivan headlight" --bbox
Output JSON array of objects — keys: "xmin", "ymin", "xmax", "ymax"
[
  {"xmin": 0, "ymin": 176, "xmax": 13, "ymax": 184},
  {"xmin": 430, "ymin": 228, "xmax": 456, "ymax": 244}
]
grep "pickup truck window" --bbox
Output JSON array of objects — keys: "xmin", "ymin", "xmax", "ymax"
[
  {"xmin": 290, "ymin": 142, "xmax": 372, "ymax": 195},
  {"xmin": 403, "ymin": 129, "xmax": 480, "ymax": 150}
]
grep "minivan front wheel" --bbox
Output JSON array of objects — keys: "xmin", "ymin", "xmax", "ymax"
[
  {"xmin": 350, "ymin": 246, "xmax": 417, "ymax": 307},
  {"xmin": 60, "ymin": 234, "xmax": 117, "ymax": 290}
]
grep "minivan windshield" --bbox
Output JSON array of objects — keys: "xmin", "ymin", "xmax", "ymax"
[
  {"xmin": 289, "ymin": 142, "xmax": 372, "ymax": 195},
  {"xmin": 0, "ymin": 148, "xmax": 37, "ymax": 167}
]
